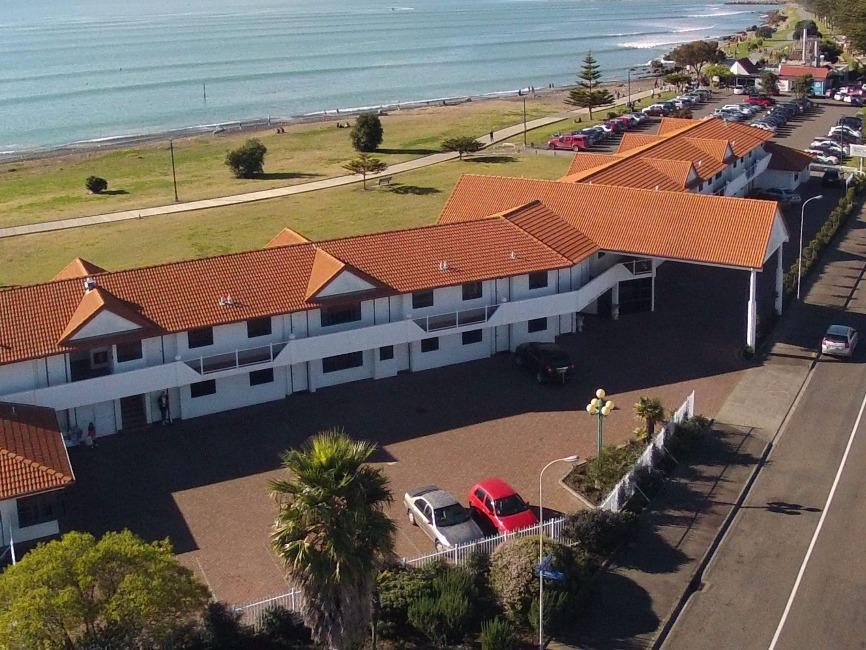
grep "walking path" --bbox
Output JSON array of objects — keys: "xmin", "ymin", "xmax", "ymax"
[{"xmin": 0, "ymin": 89, "xmax": 657, "ymax": 239}]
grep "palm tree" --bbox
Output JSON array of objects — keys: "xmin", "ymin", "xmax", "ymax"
[
  {"xmin": 634, "ymin": 397, "xmax": 665, "ymax": 443},
  {"xmin": 270, "ymin": 429, "xmax": 396, "ymax": 649}
]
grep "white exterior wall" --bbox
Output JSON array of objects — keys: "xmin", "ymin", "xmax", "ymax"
[
  {"xmin": 180, "ymin": 365, "xmax": 291, "ymax": 419},
  {"xmin": 754, "ymin": 168, "xmax": 807, "ymax": 191},
  {"xmin": 409, "ymin": 329, "xmax": 493, "ymax": 372},
  {"xmin": 71, "ymin": 399, "xmax": 116, "ymax": 437},
  {"xmin": 0, "ymin": 497, "xmax": 60, "ymax": 545},
  {"xmin": 312, "ymin": 349, "xmax": 375, "ymax": 390}
]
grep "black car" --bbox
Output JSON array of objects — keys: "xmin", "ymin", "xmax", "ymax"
[
  {"xmin": 839, "ymin": 116, "xmax": 863, "ymax": 130},
  {"xmin": 822, "ymin": 169, "xmax": 843, "ymax": 187},
  {"xmin": 513, "ymin": 342, "xmax": 575, "ymax": 384}
]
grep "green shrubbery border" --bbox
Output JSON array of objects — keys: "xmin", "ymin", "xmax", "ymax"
[{"xmin": 783, "ymin": 177, "xmax": 866, "ymax": 296}]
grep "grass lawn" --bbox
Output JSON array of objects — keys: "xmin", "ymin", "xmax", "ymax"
[
  {"xmin": 0, "ymin": 153, "xmax": 570, "ymax": 287},
  {"xmin": 0, "ymin": 97, "xmax": 565, "ymax": 228}
]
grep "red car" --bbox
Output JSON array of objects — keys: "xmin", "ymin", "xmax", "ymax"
[
  {"xmin": 547, "ymin": 133, "xmax": 588, "ymax": 151},
  {"xmin": 468, "ymin": 478, "xmax": 538, "ymax": 533},
  {"xmin": 746, "ymin": 95, "xmax": 775, "ymax": 107}
]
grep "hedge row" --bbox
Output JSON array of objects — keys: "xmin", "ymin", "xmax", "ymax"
[{"xmin": 783, "ymin": 177, "xmax": 866, "ymax": 296}]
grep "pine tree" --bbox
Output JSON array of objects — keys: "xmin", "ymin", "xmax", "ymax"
[{"xmin": 565, "ymin": 51, "xmax": 614, "ymax": 119}]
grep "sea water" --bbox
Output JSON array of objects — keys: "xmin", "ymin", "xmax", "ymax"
[{"xmin": 0, "ymin": 0, "xmax": 775, "ymax": 153}]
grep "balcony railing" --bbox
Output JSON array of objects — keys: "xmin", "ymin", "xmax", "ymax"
[
  {"xmin": 413, "ymin": 305, "xmax": 499, "ymax": 333},
  {"xmin": 185, "ymin": 341, "xmax": 287, "ymax": 375},
  {"xmin": 622, "ymin": 258, "xmax": 652, "ymax": 276}
]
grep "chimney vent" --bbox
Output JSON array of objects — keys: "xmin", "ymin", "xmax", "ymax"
[
  {"xmin": 83, "ymin": 276, "xmax": 96, "ymax": 292},
  {"xmin": 438, "ymin": 260, "xmax": 449, "ymax": 271}
]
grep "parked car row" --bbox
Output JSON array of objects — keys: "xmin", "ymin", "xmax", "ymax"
[
  {"xmin": 404, "ymin": 477, "xmax": 539, "ymax": 550},
  {"xmin": 805, "ymin": 115, "xmax": 862, "ymax": 166},
  {"xmin": 547, "ymin": 111, "xmax": 650, "ymax": 151},
  {"xmin": 748, "ymin": 97, "xmax": 812, "ymax": 132},
  {"xmin": 830, "ymin": 84, "xmax": 865, "ymax": 106},
  {"xmin": 641, "ymin": 88, "xmax": 712, "ymax": 117}
]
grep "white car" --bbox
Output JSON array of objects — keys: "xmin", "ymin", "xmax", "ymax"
[
  {"xmin": 830, "ymin": 125, "xmax": 861, "ymax": 139},
  {"xmin": 404, "ymin": 486, "xmax": 484, "ymax": 550},
  {"xmin": 807, "ymin": 149, "xmax": 841, "ymax": 165},
  {"xmin": 810, "ymin": 140, "xmax": 846, "ymax": 156},
  {"xmin": 821, "ymin": 325, "xmax": 858, "ymax": 357},
  {"xmin": 734, "ymin": 86, "xmax": 746, "ymax": 95},
  {"xmin": 834, "ymin": 92, "xmax": 847, "ymax": 101}
]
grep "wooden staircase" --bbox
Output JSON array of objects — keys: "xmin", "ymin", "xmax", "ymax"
[{"xmin": 119, "ymin": 395, "xmax": 148, "ymax": 432}]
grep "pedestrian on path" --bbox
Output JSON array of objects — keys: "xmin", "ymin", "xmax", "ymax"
[
  {"xmin": 87, "ymin": 421, "xmax": 97, "ymax": 448},
  {"xmin": 158, "ymin": 390, "xmax": 170, "ymax": 425},
  {"xmin": 489, "ymin": 131, "xmax": 494, "ymax": 142}
]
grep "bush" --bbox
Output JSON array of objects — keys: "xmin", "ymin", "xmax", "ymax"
[
  {"xmin": 757, "ymin": 26, "xmax": 774, "ymax": 38},
  {"xmin": 86, "ymin": 175, "xmax": 108, "ymax": 193},
  {"xmin": 350, "ymin": 112, "xmax": 384, "ymax": 152},
  {"xmin": 489, "ymin": 536, "xmax": 583, "ymax": 623},
  {"xmin": 376, "ymin": 563, "xmax": 437, "ymax": 639},
  {"xmin": 225, "ymin": 138, "xmax": 267, "ymax": 178},
  {"xmin": 406, "ymin": 566, "xmax": 475, "ymax": 647},
  {"xmin": 561, "ymin": 509, "xmax": 636, "ymax": 556},
  {"xmin": 481, "ymin": 617, "xmax": 516, "ymax": 650},
  {"xmin": 257, "ymin": 606, "xmax": 312, "ymax": 648},
  {"xmin": 529, "ymin": 588, "xmax": 572, "ymax": 635}
]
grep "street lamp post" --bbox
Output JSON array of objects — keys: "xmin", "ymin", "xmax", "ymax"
[
  {"xmin": 523, "ymin": 94, "xmax": 528, "ymax": 147},
  {"xmin": 586, "ymin": 389, "xmax": 614, "ymax": 481},
  {"xmin": 538, "ymin": 454, "xmax": 579, "ymax": 650},
  {"xmin": 797, "ymin": 194, "xmax": 824, "ymax": 300},
  {"xmin": 169, "ymin": 139, "xmax": 179, "ymax": 203},
  {"xmin": 627, "ymin": 68, "xmax": 632, "ymax": 109}
]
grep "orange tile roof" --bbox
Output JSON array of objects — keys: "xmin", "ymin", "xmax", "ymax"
[
  {"xmin": 617, "ymin": 133, "xmax": 663, "ymax": 153},
  {"xmin": 657, "ymin": 117, "xmax": 696, "ymax": 136},
  {"xmin": 52, "ymin": 258, "xmax": 106, "ymax": 281},
  {"xmin": 0, "ymin": 402, "xmax": 74, "ymax": 500},
  {"xmin": 779, "ymin": 64, "xmax": 831, "ymax": 80},
  {"xmin": 58, "ymin": 287, "xmax": 158, "ymax": 344},
  {"xmin": 439, "ymin": 174, "xmax": 782, "ymax": 270},
  {"xmin": 305, "ymin": 248, "xmax": 348, "ymax": 299},
  {"xmin": 500, "ymin": 201, "xmax": 599, "ymax": 262},
  {"xmin": 765, "ymin": 142, "xmax": 815, "ymax": 171},
  {"xmin": 565, "ymin": 157, "xmax": 697, "ymax": 191},
  {"xmin": 0, "ymin": 219, "xmax": 571, "ymax": 366},
  {"xmin": 265, "ymin": 227, "xmax": 310, "ymax": 248},
  {"xmin": 564, "ymin": 153, "xmax": 623, "ymax": 176}
]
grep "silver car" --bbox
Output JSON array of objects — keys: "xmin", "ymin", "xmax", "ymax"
[
  {"xmin": 821, "ymin": 325, "xmax": 858, "ymax": 358},
  {"xmin": 404, "ymin": 486, "xmax": 484, "ymax": 550}
]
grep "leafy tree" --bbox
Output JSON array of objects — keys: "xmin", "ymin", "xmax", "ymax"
[
  {"xmin": 350, "ymin": 112, "xmax": 384, "ymax": 152},
  {"xmin": 225, "ymin": 138, "xmax": 267, "ymax": 178},
  {"xmin": 792, "ymin": 74, "xmax": 814, "ymax": 99},
  {"xmin": 756, "ymin": 25, "xmax": 775, "ymax": 38},
  {"xmin": 663, "ymin": 72, "xmax": 692, "ymax": 88},
  {"xmin": 634, "ymin": 396, "xmax": 666, "ymax": 441},
  {"xmin": 759, "ymin": 70, "xmax": 780, "ymax": 95},
  {"xmin": 669, "ymin": 40, "xmax": 725, "ymax": 78},
  {"xmin": 0, "ymin": 530, "xmax": 209, "ymax": 649},
  {"xmin": 565, "ymin": 51, "xmax": 615, "ymax": 119},
  {"xmin": 793, "ymin": 19, "xmax": 820, "ymax": 36},
  {"xmin": 270, "ymin": 430, "xmax": 396, "ymax": 650},
  {"xmin": 820, "ymin": 39, "xmax": 844, "ymax": 63},
  {"xmin": 441, "ymin": 135, "xmax": 483, "ymax": 160},
  {"xmin": 86, "ymin": 175, "xmax": 108, "ymax": 194},
  {"xmin": 703, "ymin": 63, "xmax": 733, "ymax": 83},
  {"xmin": 342, "ymin": 153, "xmax": 388, "ymax": 190}
]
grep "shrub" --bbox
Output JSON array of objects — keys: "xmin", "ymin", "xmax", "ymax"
[
  {"xmin": 489, "ymin": 536, "xmax": 583, "ymax": 623},
  {"xmin": 406, "ymin": 566, "xmax": 475, "ymax": 647},
  {"xmin": 561, "ymin": 509, "xmax": 636, "ymax": 556},
  {"xmin": 376, "ymin": 563, "xmax": 436, "ymax": 639},
  {"xmin": 529, "ymin": 588, "xmax": 572, "ymax": 635},
  {"xmin": 225, "ymin": 138, "xmax": 267, "ymax": 178},
  {"xmin": 86, "ymin": 175, "xmax": 108, "ymax": 193},
  {"xmin": 481, "ymin": 617, "xmax": 516, "ymax": 650},
  {"xmin": 350, "ymin": 112, "xmax": 384, "ymax": 152},
  {"xmin": 257, "ymin": 606, "xmax": 312, "ymax": 647}
]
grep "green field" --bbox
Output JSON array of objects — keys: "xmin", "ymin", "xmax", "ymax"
[
  {"xmin": 1, "ymin": 153, "xmax": 571, "ymax": 287},
  {"xmin": 0, "ymin": 99, "xmax": 564, "ymax": 228}
]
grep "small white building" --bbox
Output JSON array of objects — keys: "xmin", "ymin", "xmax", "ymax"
[{"xmin": 0, "ymin": 402, "xmax": 74, "ymax": 548}]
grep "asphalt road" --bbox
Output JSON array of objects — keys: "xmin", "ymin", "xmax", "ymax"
[{"xmin": 663, "ymin": 207, "xmax": 866, "ymax": 648}]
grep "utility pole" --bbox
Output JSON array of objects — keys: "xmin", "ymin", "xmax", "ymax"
[
  {"xmin": 169, "ymin": 140, "xmax": 179, "ymax": 203},
  {"xmin": 523, "ymin": 94, "xmax": 527, "ymax": 147},
  {"xmin": 627, "ymin": 68, "xmax": 632, "ymax": 110}
]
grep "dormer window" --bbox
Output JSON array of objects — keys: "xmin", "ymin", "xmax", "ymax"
[
  {"xmin": 412, "ymin": 290, "xmax": 434, "ymax": 309},
  {"xmin": 321, "ymin": 303, "xmax": 362, "ymax": 327}
]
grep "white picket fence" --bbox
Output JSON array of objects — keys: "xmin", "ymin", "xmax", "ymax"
[
  {"xmin": 599, "ymin": 390, "xmax": 695, "ymax": 512},
  {"xmin": 235, "ymin": 588, "xmax": 304, "ymax": 628}
]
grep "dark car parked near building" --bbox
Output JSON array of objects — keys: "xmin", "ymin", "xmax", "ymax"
[{"xmin": 513, "ymin": 342, "xmax": 575, "ymax": 384}]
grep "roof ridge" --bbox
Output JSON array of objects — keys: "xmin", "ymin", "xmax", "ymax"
[{"xmin": 504, "ymin": 202, "xmax": 600, "ymax": 260}]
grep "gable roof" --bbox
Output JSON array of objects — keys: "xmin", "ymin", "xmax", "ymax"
[
  {"xmin": 52, "ymin": 258, "xmax": 106, "ymax": 281},
  {"xmin": 500, "ymin": 201, "xmax": 599, "ymax": 262},
  {"xmin": 438, "ymin": 174, "xmax": 783, "ymax": 270},
  {"xmin": 765, "ymin": 142, "xmax": 815, "ymax": 171},
  {"xmin": 0, "ymin": 402, "xmax": 74, "ymax": 501},
  {"xmin": 306, "ymin": 248, "xmax": 349, "ymax": 299},
  {"xmin": 0, "ymin": 219, "xmax": 572, "ymax": 366},
  {"xmin": 617, "ymin": 133, "xmax": 663, "ymax": 153},
  {"xmin": 266, "ymin": 227, "xmax": 310, "ymax": 248},
  {"xmin": 731, "ymin": 58, "xmax": 760, "ymax": 75},
  {"xmin": 779, "ymin": 64, "xmax": 831, "ymax": 80},
  {"xmin": 657, "ymin": 117, "xmax": 696, "ymax": 136},
  {"xmin": 564, "ymin": 153, "xmax": 624, "ymax": 176}
]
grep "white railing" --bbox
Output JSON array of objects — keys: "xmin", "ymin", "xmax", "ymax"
[
  {"xmin": 413, "ymin": 304, "xmax": 500, "ymax": 333},
  {"xmin": 402, "ymin": 516, "xmax": 567, "ymax": 568},
  {"xmin": 234, "ymin": 588, "xmax": 305, "ymax": 629},
  {"xmin": 186, "ymin": 341, "xmax": 288, "ymax": 375}
]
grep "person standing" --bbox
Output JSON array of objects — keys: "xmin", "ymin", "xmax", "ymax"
[
  {"xmin": 489, "ymin": 130, "xmax": 494, "ymax": 143},
  {"xmin": 87, "ymin": 422, "xmax": 97, "ymax": 448},
  {"xmin": 158, "ymin": 391, "xmax": 170, "ymax": 425}
]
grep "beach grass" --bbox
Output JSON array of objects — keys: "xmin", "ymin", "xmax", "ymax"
[
  {"xmin": 0, "ymin": 98, "xmax": 566, "ymax": 229},
  {"xmin": 0, "ymin": 152, "xmax": 570, "ymax": 287}
]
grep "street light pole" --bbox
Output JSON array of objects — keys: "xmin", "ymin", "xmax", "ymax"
[
  {"xmin": 523, "ymin": 94, "xmax": 528, "ymax": 147},
  {"xmin": 586, "ymin": 389, "xmax": 614, "ymax": 484},
  {"xmin": 797, "ymin": 194, "xmax": 824, "ymax": 300},
  {"xmin": 538, "ymin": 454, "xmax": 579, "ymax": 650},
  {"xmin": 169, "ymin": 139, "xmax": 179, "ymax": 203},
  {"xmin": 627, "ymin": 68, "xmax": 632, "ymax": 110}
]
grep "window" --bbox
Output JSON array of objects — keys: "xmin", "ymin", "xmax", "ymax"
[
  {"xmin": 188, "ymin": 327, "xmax": 214, "ymax": 349},
  {"xmin": 91, "ymin": 349, "xmax": 110, "ymax": 367},
  {"xmin": 462, "ymin": 281, "xmax": 482, "ymax": 301},
  {"xmin": 462, "ymin": 329, "xmax": 482, "ymax": 345},
  {"xmin": 320, "ymin": 303, "xmax": 362, "ymax": 327},
  {"xmin": 421, "ymin": 337, "xmax": 439, "ymax": 353},
  {"xmin": 246, "ymin": 317, "xmax": 272, "ymax": 338},
  {"xmin": 412, "ymin": 290, "xmax": 434, "ymax": 309},
  {"xmin": 379, "ymin": 345, "xmax": 394, "ymax": 361},
  {"xmin": 190, "ymin": 380, "xmax": 216, "ymax": 398},
  {"xmin": 528, "ymin": 271, "xmax": 549, "ymax": 290},
  {"xmin": 323, "ymin": 351, "xmax": 364, "ymax": 373},
  {"xmin": 249, "ymin": 368, "xmax": 274, "ymax": 386},
  {"xmin": 17, "ymin": 492, "xmax": 60, "ymax": 528},
  {"xmin": 116, "ymin": 340, "xmax": 143, "ymax": 363},
  {"xmin": 528, "ymin": 317, "xmax": 548, "ymax": 333}
]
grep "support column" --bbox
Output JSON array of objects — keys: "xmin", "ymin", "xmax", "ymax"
[
  {"xmin": 746, "ymin": 270, "xmax": 758, "ymax": 350},
  {"xmin": 651, "ymin": 260, "xmax": 657, "ymax": 312},
  {"xmin": 611, "ymin": 283, "xmax": 620, "ymax": 321},
  {"xmin": 774, "ymin": 248, "xmax": 784, "ymax": 315}
]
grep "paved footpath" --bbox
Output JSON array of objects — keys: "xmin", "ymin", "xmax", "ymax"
[{"xmin": 0, "ymin": 90, "xmax": 657, "ymax": 239}]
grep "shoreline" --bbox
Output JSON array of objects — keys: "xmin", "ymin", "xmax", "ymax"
[{"xmin": 0, "ymin": 73, "xmax": 662, "ymax": 166}]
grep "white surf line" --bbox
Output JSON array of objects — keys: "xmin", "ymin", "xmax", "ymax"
[{"xmin": 768, "ymin": 387, "xmax": 866, "ymax": 650}]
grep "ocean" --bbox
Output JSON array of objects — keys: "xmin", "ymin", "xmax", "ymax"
[{"xmin": 0, "ymin": 0, "xmax": 775, "ymax": 153}]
